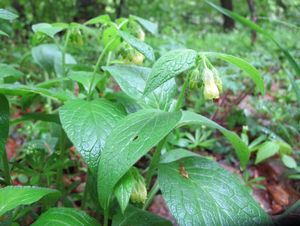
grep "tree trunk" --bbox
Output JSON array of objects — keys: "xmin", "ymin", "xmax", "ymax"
[
  {"xmin": 247, "ymin": 0, "xmax": 257, "ymax": 44},
  {"xmin": 220, "ymin": 0, "xmax": 235, "ymax": 31}
]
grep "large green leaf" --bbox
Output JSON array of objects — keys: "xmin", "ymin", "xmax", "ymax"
[
  {"xmin": 103, "ymin": 64, "xmax": 177, "ymax": 111},
  {"xmin": 0, "ymin": 9, "xmax": 18, "ymax": 20},
  {"xmin": 204, "ymin": 52, "xmax": 265, "ymax": 94},
  {"xmin": 119, "ymin": 30, "xmax": 155, "ymax": 61},
  {"xmin": 32, "ymin": 208, "xmax": 100, "ymax": 226},
  {"xmin": 59, "ymin": 99, "xmax": 125, "ymax": 172},
  {"xmin": 144, "ymin": 49, "xmax": 197, "ymax": 94},
  {"xmin": 178, "ymin": 111, "xmax": 250, "ymax": 168},
  {"xmin": 0, "ymin": 84, "xmax": 71, "ymax": 102},
  {"xmin": 158, "ymin": 153, "xmax": 271, "ymax": 226},
  {"xmin": 112, "ymin": 206, "xmax": 172, "ymax": 226},
  {"xmin": 114, "ymin": 169, "xmax": 135, "ymax": 213},
  {"xmin": 0, "ymin": 186, "xmax": 60, "ymax": 216},
  {"xmin": 97, "ymin": 110, "xmax": 182, "ymax": 209}
]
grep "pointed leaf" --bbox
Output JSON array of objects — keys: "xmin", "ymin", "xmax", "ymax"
[
  {"xmin": 178, "ymin": 111, "xmax": 250, "ymax": 168},
  {"xmin": 204, "ymin": 52, "xmax": 265, "ymax": 94},
  {"xmin": 0, "ymin": 84, "xmax": 71, "ymax": 101},
  {"xmin": 158, "ymin": 154, "xmax": 271, "ymax": 226},
  {"xmin": 103, "ymin": 64, "xmax": 177, "ymax": 111},
  {"xmin": 68, "ymin": 71, "xmax": 102, "ymax": 93},
  {"xmin": 32, "ymin": 208, "xmax": 100, "ymax": 226},
  {"xmin": 114, "ymin": 169, "xmax": 135, "ymax": 213},
  {"xmin": 144, "ymin": 49, "xmax": 197, "ymax": 94},
  {"xmin": 0, "ymin": 186, "xmax": 60, "ymax": 216},
  {"xmin": 0, "ymin": 9, "xmax": 18, "ymax": 20},
  {"xmin": 97, "ymin": 110, "xmax": 181, "ymax": 209},
  {"xmin": 32, "ymin": 23, "xmax": 64, "ymax": 38},
  {"xmin": 59, "ymin": 99, "xmax": 125, "ymax": 172},
  {"xmin": 255, "ymin": 141, "xmax": 279, "ymax": 164},
  {"xmin": 119, "ymin": 30, "xmax": 155, "ymax": 61},
  {"xmin": 130, "ymin": 15, "xmax": 158, "ymax": 35}
]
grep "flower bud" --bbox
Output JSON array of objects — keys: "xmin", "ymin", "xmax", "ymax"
[
  {"xmin": 130, "ymin": 168, "xmax": 147, "ymax": 204},
  {"xmin": 189, "ymin": 68, "xmax": 201, "ymax": 89},
  {"xmin": 203, "ymin": 67, "xmax": 219, "ymax": 100}
]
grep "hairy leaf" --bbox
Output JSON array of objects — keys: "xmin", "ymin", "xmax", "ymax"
[
  {"xmin": 144, "ymin": 49, "xmax": 197, "ymax": 94},
  {"xmin": 98, "ymin": 110, "xmax": 181, "ymax": 209},
  {"xmin": 59, "ymin": 99, "xmax": 125, "ymax": 172},
  {"xmin": 119, "ymin": 30, "xmax": 155, "ymax": 61},
  {"xmin": 158, "ymin": 154, "xmax": 271, "ymax": 226},
  {"xmin": 103, "ymin": 64, "xmax": 176, "ymax": 111},
  {"xmin": 130, "ymin": 15, "xmax": 158, "ymax": 34}
]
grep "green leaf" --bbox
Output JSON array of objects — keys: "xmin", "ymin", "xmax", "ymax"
[
  {"xmin": 112, "ymin": 206, "xmax": 172, "ymax": 226},
  {"xmin": 160, "ymin": 148, "xmax": 200, "ymax": 164},
  {"xmin": 102, "ymin": 26, "xmax": 121, "ymax": 51},
  {"xmin": 0, "ymin": 94, "xmax": 9, "ymax": 169},
  {"xmin": 144, "ymin": 49, "xmax": 197, "ymax": 94},
  {"xmin": 85, "ymin": 14, "xmax": 111, "ymax": 25},
  {"xmin": 103, "ymin": 65, "xmax": 177, "ymax": 111},
  {"xmin": 32, "ymin": 208, "xmax": 100, "ymax": 226},
  {"xmin": 255, "ymin": 141, "xmax": 279, "ymax": 164},
  {"xmin": 0, "ymin": 186, "xmax": 60, "ymax": 216},
  {"xmin": 0, "ymin": 64, "xmax": 24, "ymax": 82},
  {"xmin": 158, "ymin": 154, "xmax": 271, "ymax": 226},
  {"xmin": 0, "ymin": 84, "xmax": 71, "ymax": 102},
  {"xmin": 32, "ymin": 23, "xmax": 63, "ymax": 38},
  {"xmin": 119, "ymin": 30, "xmax": 155, "ymax": 62},
  {"xmin": 97, "ymin": 110, "xmax": 182, "ymax": 209},
  {"xmin": 281, "ymin": 154, "xmax": 297, "ymax": 169},
  {"xmin": 130, "ymin": 15, "xmax": 158, "ymax": 35},
  {"xmin": 68, "ymin": 71, "xmax": 102, "ymax": 93},
  {"xmin": 0, "ymin": 29, "xmax": 8, "ymax": 36},
  {"xmin": 114, "ymin": 169, "xmax": 135, "ymax": 213},
  {"xmin": 0, "ymin": 9, "xmax": 18, "ymax": 20},
  {"xmin": 59, "ymin": 99, "xmax": 125, "ymax": 172},
  {"xmin": 32, "ymin": 44, "xmax": 76, "ymax": 75},
  {"xmin": 204, "ymin": 52, "xmax": 265, "ymax": 94},
  {"xmin": 178, "ymin": 111, "xmax": 250, "ymax": 168},
  {"xmin": 11, "ymin": 112, "xmax": 60, "ymax": 126}
]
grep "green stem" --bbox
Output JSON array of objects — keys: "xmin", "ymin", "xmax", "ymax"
[
  {"xmin": 143, "ymin": 181, "xmax": 159, "ymax": 210},
  {"xmin": 104, "ymin": 208, "xmax": 109, "ymax": 226},
  {"xmin": 61, "ymin": 29, "xmax": 71, "ymax": 77},
  {"xmin": 175, "ymin": 75, "xmax": 190, "ymax": 111},
  {"xmin": 145, "ymin": 138, "xmax": 166, "ymax": 188},
  {"xmin": 81, "ymin": 171, "xmax": 90, "ymax": 210},
  {"xmin": 56, "ymin": 128, "xmax": 66, "ymax": 190},
  {"xmin": 2, "ymin": 148, "xmax": 11, "ymax": 185},
  {"xmin": 87, "ymin": 38, "xmax": 117, "ymax": 99}
]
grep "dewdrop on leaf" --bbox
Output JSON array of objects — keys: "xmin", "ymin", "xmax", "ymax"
[{"xmin": 203, "ymin": 67, "xmax": 220, "ymax": 100}]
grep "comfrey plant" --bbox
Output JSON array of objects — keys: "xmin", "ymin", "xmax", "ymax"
[{"xmin": 0, "ymin": 10, "xmax": 272, "ymax": 226}]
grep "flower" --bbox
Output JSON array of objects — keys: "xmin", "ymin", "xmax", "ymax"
[{"xmin": 203, "ymin": 67, "xmax": 220, "ymax": 100}]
